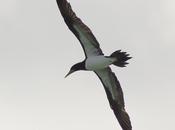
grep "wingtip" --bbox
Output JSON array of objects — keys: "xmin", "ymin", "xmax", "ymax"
[{"xmin": 113, "ymin": 107, "xmax": 132, "ymax": 130}]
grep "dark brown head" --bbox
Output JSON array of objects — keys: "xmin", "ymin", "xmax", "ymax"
[{"xmin": 65, "ymin": 61, "xmax": 86, "ymax": 78}]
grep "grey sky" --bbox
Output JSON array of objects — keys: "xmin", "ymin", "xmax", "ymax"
[{"xmin": 0, "ymin": 0, "xmax": 175, "ymax": 130}]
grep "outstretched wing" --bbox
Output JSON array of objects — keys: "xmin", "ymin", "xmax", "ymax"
[
  {"xmin": 56, "ymin": 0, "xmax": 103, "ymax": 57},
  {"xmin": 95, "ymin": 68, "xmax": 132, "ymax": 130}
]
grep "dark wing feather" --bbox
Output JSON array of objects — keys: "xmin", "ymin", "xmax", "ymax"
[
  {"xmin": 95, "ymin": 68, "xmax": 132, "ymax": 130},
  {"xmin": 56, "ymin": 0, "xmax": 103, "ymax": 57}
]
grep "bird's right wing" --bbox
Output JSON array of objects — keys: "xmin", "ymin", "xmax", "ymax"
[
  {"xmin": 95, "ymin": 68, "xmax": 132, "ymax": 130},
  {"xmin": 56, "ymin": 0, "xmax": 103, "ymax": 58}
]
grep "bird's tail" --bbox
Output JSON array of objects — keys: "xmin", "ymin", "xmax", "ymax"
[{"xmin": 110, "ymin": 50, "xmax": 132, "ymax": 67}]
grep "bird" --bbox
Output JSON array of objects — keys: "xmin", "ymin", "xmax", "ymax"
[{"xmin": 56, "ymin": 0, "xmax": 132, "ymax": 130}]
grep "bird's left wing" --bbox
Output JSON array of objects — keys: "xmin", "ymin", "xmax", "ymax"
[
  {"xmin": 56, "ymin": 0, "xmax": 103, "ymax": 58},
  {"xmin": 95, "ymin": 68, "xmax": 132, "ymax": 130}
]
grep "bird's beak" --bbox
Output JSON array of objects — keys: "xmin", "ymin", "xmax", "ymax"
[{"xmin": 65, "ymin": 69, "xmax": 75, "ymax": 78}]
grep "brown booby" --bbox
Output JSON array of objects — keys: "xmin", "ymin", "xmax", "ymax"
[{"xmin": 56, "ymin": 0, "xmax": 132, "ymax": 130}]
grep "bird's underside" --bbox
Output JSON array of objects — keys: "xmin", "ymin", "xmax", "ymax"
[
  {"xmin": 85, "ymin": 56, "xmax": 116, "ymax": 70},
  {"xmin": 56, "ymin": 0, "xmax": 132, "ymax": 130}
]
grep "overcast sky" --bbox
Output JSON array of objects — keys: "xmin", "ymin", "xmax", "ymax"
[{"xmin": 0, "ymin": 0, "xmax": 175, "ymax": 130}]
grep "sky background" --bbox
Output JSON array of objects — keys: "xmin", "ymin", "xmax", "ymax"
[{"xmin": 0, "ymin": 0, "xmax": 175, "ymax": 130}]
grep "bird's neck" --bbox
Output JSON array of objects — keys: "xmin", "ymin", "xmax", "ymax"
[{"xmin": 74, "ymin": 61, "xmax": 86, "ymax": 71}]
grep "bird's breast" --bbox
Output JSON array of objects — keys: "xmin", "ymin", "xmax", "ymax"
[{"xmin": 85, "ymin": 56, "xmax": 116, "ymax": 70}]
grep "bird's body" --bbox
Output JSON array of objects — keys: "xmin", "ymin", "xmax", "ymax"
[
  {"xmin": 85, "ymin": 56, "xmax": 116, "ymax": 70},
  {"xmin": 56, "ymin": 0, "xmax": 132, "ymax": 130}
]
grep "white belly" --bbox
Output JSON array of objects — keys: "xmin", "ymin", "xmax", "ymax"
[{"xmin": 85, "ymin": 56, "xmax": 116, "ymax": 70}]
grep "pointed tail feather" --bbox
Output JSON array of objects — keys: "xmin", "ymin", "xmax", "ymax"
[{"xmin": 110, "ymin": 50, "xmax": 132, "ymax": 67}]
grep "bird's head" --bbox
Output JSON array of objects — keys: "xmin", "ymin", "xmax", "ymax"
[{"xmin": 65, "ymin": 61, "xmax": 85, "ymax": 78}]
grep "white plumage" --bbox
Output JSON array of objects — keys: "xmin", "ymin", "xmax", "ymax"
[{"xmin": 85, "ymin": 56, "xmax": 116, "ymax": 70}]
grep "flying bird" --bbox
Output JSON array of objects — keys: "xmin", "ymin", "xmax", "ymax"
[{"xmin": 56, "ymin": 0, "xmax": 132, "ymax": 130}]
